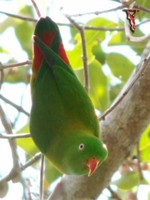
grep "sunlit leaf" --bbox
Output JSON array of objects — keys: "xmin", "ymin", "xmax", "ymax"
[
  {"xmin": 140, "ymin": 125, "xmax": 150, "ymax": 162},
  {"xmin": 112, "ymin": 171, "xmax": 148, "ymax": 190},
  {"xmin": 140, "ymin": 147, "xmax": 150, "ymax": 162},
  {"xmin": 15, "ymin": 21, "xmax": 33, "ymax": 57},
  {"xmin": 140, "ymin": 125, "xmax": 150, "ymax": 150},
  {"xmin": 67, "ymin": 33, "xmax": 94, "ymax": 69},
  {"xmin": 45, "ymin": 159, "xmax": 62, "ymax": 184},
  {"xmin": 17, "ymin": 123, "xmax": 39, "ymax": 156},
  {"xmin": 88, "ymin": 59, "xmax": 109, "ymax": 111},
  {"xmin": 0, "ymin": 17, "xmax": 17, "ymax": 33},
  {"xmin": 75, "ymin": 59, "xmax": 108, "ymax": 111},
  {"xmin": 106, "ymin": 53, "xmax": 134, "ymax": 82},
  {"xmin": 92, "ymin": 42, "xmax": 106, "ymax": 65},
  {"xmin": 108, "ymin": 32, "xmax": 125, "ymax": 46},
  {"xmin": 109, "ymin": 83, "xmax": 123, "ymax": 102}
]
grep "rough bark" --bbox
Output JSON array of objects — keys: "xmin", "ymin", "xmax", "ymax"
[{"xmin": 48, "ymin": 41, "xmax": 150, "ymax": 200}]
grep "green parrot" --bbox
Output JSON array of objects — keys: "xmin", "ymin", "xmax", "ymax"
[{"xmin": 30, "ymin": 17, "xmax": 108, "ymax": 176}]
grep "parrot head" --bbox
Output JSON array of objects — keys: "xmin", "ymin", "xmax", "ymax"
[{"xmin": 47, "ymin": 131, "xmax": 108, "ymax": 176}]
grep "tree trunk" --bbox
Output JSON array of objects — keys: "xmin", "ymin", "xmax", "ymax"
[{"xmin": 48, "ymin": 41, "xmax": 150, "ymax": 200}]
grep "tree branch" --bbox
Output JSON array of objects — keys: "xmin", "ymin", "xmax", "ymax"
[
  {"xmin": 0, "ymin": 94, "xmax": 30, "ymax": 116},
  {"xmin": 66, "ymin": 15, "xmax": 90, "ymax": 92},
  {"xmin": 69, "ymin": 5, "xmax": 125, "ymax": 17},
  {"xmin": 0, "ymin": 61, "xmax": 32, "ymax": 70},
  {"xmin": 0, "ymin": 104, "xmax": 21, "ymax": 185},
  {"xmin": 48, "ymin": 40, "xmax": 150, "ymax": 199},
  {"xmin": 0, "ymin": 133, "xmax": 31, "ymax": 139},
  {"xmin": 0, "ymin": 10, "xmax": 37, "ymax": 22},
  {"xmin": 31, "ymin": 0, "xmax": 41, "ymax": 18}
]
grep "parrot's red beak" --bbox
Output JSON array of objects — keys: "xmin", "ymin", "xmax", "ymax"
[{"xmin": 86, "ymin": 157, "xmax": 100, "ymax": 176}]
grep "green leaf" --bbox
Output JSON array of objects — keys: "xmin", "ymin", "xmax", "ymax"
[
  {"xmin": 0, "ymin": 17, "xmax": 17, "ymax": 33},
  {"xmin": 137, "ymin": 0, "xmax": 150, "ymax": 7},
  {"xmin": 140, "ymin": 125, "xmax": 150, "ymax": 150},
  {"xmin": 88, "ymin": 59, "xmax": 109, "ymax": 111},
  {"xmin": 140, "ymin": 125, "xmax": 150, "ymax": 162},
  {"xmin": 106, "ymin": 53, "xmax": 134, "ymax": 82},
  {"xmin": 17, "ymin": 123, "xmax": 39, "ymax": 156},
  {"xmin": 19, "ymin": 5, "xmax": 34, "ymax": 16},
  {"xmin": 15, "ymin": 21, "xmax": 33, "ymax": 57},
  {"xmin": 45, "ymin": 159, "xmax": 62, "ymax": 184},
  {"xmin": 108, "ymin": 32, "xmax": 125, "ymax": 46},
  {"xmin": 109, "ymin": 83, "xmax": 123, "ymax": 103},
  {"xmin": 85, "ymin": 17, "xmax": 115, "ymax": 44},
  {"xmin": 112, "ymin": 171, "xmax": 148, "ymax": 190},
  {"xmin": 75, "ymin": 59, "xmax": 108, "ymax": 111},
  {"xmin": 140, "ymin": 147, "xmax": 150, "ymax": 162},
  {"xmin": 87, "ymin": 17, "xmax": 117, "ymax": 29},
  {"xmin": 92, "ymin": 42, "xmax": 106, "ymax": 65},
  {"xmin": 67, "ymin": 33, "xmax": 94, "ymax": 69},
  {"xmin": 136, "ymin": 0, "xmax": 150, "ymax": 18}
]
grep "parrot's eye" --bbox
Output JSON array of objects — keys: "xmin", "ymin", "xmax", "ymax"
[{"xmin": 79, "ymin": 143, "xmax": 85, "ymax": 151}]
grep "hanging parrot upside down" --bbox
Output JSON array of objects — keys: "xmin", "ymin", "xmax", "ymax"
[{"xmin": 30, "ymin": 16, "xmax": 108, "ymax": 176}]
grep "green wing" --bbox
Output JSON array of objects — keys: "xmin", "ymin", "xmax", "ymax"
[{"xmin": 30, "ymin": 36, "xmax": 100, "ymax": 154}]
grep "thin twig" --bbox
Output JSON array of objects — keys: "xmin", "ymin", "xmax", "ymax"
[
  {"xmin": 84, "ymin": 25, "xmax": 123, "ymax": 32},
  {"xmin": 108, "ymin": 186, "xmax": 122, "ymax": 200},
  {"xmin": 0, "ymin": 104, "xmax": 21, "ymax": 184},
  {"xmin": 135, "ymin": 142, "xmax": 144, "ymax": 200},
  {"xmin": 0, "ymin": 9, "xmax": 136, "ymax": 33},
  {"xmin": 83, "ymin": 19, "xmax": 149, "ymax": 32},
  {"xmin": 135, "ymin": 4, "xmax": 150, "ymax": 14},
  {"xmin": 40, "ymin": 155, "xmax": 45, "ymax": 200},
  {"xmin": 0, "ymin": 153, "xmax": 41, "ymax": 184},
  {"xmin": 31, "ymin": 0, "xmax": 41, "ymax": 18},
  {"xmin": 136, "ymin": 142, "xmax": 143, "ymax": 181},
  {"xmin": 66, "ymin": 15, "xmax": 90, "ymax": 92},
  {"xmin": 0, "ymin": 10, "xmax": 37, "ymax": 22},
  {"xmin": 21, "ymin": 153, "xmax": 42, "ymax": 171},
  {"xmin": 69, "ymin": 5, "xmax": 125, "ymax": 17},
  {"xmin": 0, "ymin": 94, "xmax": 30, "ymax": 117},
  {"xmin": 0, "ymin": 10, "xmax": 124, "ymax": 32},
  {"xmin": 136, "ymin": 19, "xmax": 150, "ymax": 26},
  {"xmin": 0, "ymin": 60, "xmax": 32, "ymax": 70},
  {"xmin": 79, "ymin": 18, "xmax": 149, "ymax": 32},
  {"xmin": 0, "ymin": 133, "xmax": 31, "ymax": 139},
  {"xmin": 0, "ymin": 10, "xmax": 73, "ymax": 28},
  {"xmin": 0, "ymin": 69, "xmax": 4, "ymax": 88},
  {"xmin": 99, "ymin": 53, "xmax": 150, "ymax": 121},
  {"xmin": 80, "ymin": 27, "xmax": 89, "ymax": 92}
]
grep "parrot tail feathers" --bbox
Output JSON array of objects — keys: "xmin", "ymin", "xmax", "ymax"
[{"xmin": 34, "ymin": 35, "xmax": 74, "ymax": 75}]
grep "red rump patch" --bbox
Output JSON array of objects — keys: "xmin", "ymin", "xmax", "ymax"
[
  {"xmin": 33, "ymin": 31, "xmax": 70, "ymax": 73},
  {"xmin": 33, "ymin": 31, "xmax": 55, "ymax": 73}
]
